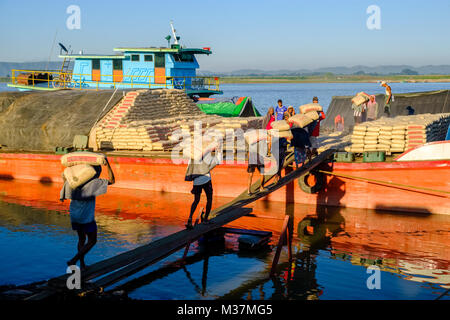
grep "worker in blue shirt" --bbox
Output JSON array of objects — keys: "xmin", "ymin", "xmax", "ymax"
[{"xmin": 275, "ymin": 99, "xmax": 288, "ymax": 121}]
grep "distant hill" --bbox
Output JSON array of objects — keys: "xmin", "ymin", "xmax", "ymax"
[
  {"xmin": 2, "ymin": 61, "xmax": 449, "ymax": 77},
  {"xmin": 199, "ymin": 65, "xmax": 450, "ymax": 76}
]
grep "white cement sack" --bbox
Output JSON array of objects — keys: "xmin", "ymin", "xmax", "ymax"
[
  {"xmin": 299, "ymin": 103, "xmax": 323, "ymax": 114},
  {"xmin": 63, "ymin": 164, "xmax": 97, "ymax": 189},
  {"xmin": 61, "ymin": 152, "xmax": 106, "ymax": 167}
]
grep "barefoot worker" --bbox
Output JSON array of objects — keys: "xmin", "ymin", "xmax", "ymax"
[
  {"xmin": 290, "ymin": 127, "xmax": 311, "ymax": 169},
  {"xmin": 247, "ymin": 136, "xmax": 268, "ymax": 195},
  {"xmin": 309, "ymin": 97, "xmax": 326, "ymax": 156},
  {"xmin": 366, "ymin": 95, "xmax": 379, "ymax": 121},
  {"xmin": 381, "ymin": 81, "xmax": 393, "ymax": 117},
  {"xmin": 271, "ymin": 132, "xmax": 290, "ymax": 184},
  {"xmin": 185, "ymin": 153, "xmax": 219, "ymax": 228},
  {"xmin": 60, "ymin": 158, "xmax": 115, "ymax": 270}
]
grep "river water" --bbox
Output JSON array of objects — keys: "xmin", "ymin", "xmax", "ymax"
[
  {"xmin": 219, "ymin": 82, "xmax": 450, "ymax": 115},
  {"xmin": 0, "ymin": 82, "xmax": 449, "ymax": 300},
  {"xmin": 0, "ymin": 179, "xmax": 448, "ymax": 300},
  {"xmin": 3, "ymin": 81, "xmax": 450, "ymax": 114}
]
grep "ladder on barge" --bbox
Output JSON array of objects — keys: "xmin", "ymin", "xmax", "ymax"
[{"xmin": 25, "ymin": 148, "xmax": 335, "ymax": 300}]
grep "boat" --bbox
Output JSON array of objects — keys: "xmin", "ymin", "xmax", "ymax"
[
  {"xmin": 0, "ymin": 139, "xmax": 448, "ymax": 215},
  {"xmin": 7, "ymin": 23, "xmax": 222, "ymax": 98}
]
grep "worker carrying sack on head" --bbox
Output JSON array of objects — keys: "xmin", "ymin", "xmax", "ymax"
[
  {"xmin": 303, "ymin": 97, "xmax": 326, "ymax": 156},
  {"xmin": 184, "ymin": 146, "xmax": 221, "ymax": 229},
  {"xmin": 60, "ymin": 156, "xmax": 115, "ymax": 271},
  {"xmin": 381, "ymin": 81, "xmax": 393, "ymax": 117},
  {"xmin": 244, "ymin": 130, "xmax": 269, "ymax": 196}
]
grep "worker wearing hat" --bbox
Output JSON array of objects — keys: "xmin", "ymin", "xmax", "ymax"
[{"xmin": 381, "ymin": 81, "xmax": 392, "ymax": 117}]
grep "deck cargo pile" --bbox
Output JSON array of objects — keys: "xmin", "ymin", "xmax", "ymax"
[
  {"xmin": 322, "ymin": 90, "xmax": 450, "ymax": 129},
  {"xmin": 94, "ymin": 89, "xmax": 263, "ymax": 152},
  {"xmin": 346, "ymin": 113, "xmax": 450, "ymax": 153},
  {"xmin": 0, "ymin": 90, "xmax": 125, "ymax": 152}
]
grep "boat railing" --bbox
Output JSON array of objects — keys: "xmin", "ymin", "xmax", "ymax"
[{"xmin": 10, "ymin": 69, "xmax": 220, "ymax": 92}]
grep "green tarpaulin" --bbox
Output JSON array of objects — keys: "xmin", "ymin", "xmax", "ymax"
[{"xmin": 197, "ymin": 97, "xmax": 261, "ymax": 117}]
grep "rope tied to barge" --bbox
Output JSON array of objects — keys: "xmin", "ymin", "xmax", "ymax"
[{"xmin": 318, "ymin": 170, "xmax": 450, "ymax": 196}]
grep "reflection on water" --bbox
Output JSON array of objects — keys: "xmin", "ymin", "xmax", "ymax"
[{"xmin": 0, "ymin": 179, "xmax": 448, "ymax": 300}]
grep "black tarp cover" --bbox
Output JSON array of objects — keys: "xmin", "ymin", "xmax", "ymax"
[
  {"xmin": 322, "ymin": 90, "xmax": 450, "ymax": 129},
  {"xmin": 0, "ymin": 89, "xmax": 125, "ymax": 151}
]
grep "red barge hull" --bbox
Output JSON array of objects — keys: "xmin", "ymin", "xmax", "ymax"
[{"xmin": 0, "ymin": 152, "xmax": 449, "ymax": 215}]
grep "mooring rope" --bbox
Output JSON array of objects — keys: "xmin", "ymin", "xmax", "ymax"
[
  {"xmin": 318, "ymin": 170, "xmax": 450, "ymax": 196},
  {"xmin": 89, "ymin": 86, "xmax": 122, "ymax": 147},
  {"xmin": 93, "ymin": 86, "xmax": 120, "ymax": 127}
]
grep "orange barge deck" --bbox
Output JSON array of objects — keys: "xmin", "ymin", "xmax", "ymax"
[{"xmin": 0, "ymin": 152, "xmax": 449, "ymax": 215}]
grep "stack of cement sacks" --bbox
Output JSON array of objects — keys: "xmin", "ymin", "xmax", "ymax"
[
  {"xmin": 269, "ymin": 120, "xmax": 293, "ymax": 139},
  {"xmin": 347, "ymin": 113, "xmax": 450, "ymax": 154},
  {"xmin": 94, "ymin": 88, "xmax": 263, "ymax": 153},
  {"xmin": 96, "ymin": 126, "xmax": 155, "ymax": 151},
  {"xmin": 405, "ymin": 114, "xmax": 450, "ymax": 149},
  {"xmin": 169, "ymin": 117, "xmax": 263, "ymax": 156}
]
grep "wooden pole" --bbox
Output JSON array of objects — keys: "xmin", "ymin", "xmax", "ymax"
[
  {"xmin": 287, "ymin": 220, "xmax": 293, "ymax": 262},
  {"xmin": 270, "ymin": 215, "xmax": 290, "ymax": 277}
]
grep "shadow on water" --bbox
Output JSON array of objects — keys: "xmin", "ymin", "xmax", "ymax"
[
  {"xmin": 374, "ymin": 205, "xmax": 433, "ymax": 217},
  {"xmin": 39, "ymin": 177, "xmax": 53, "ymax": 185},
  {"xmin": 111, "ymin": 239, "xmax": 228, "ymax": 297},
  {"xmin": 217, "ymin": 204, "xmax": 348, "ymax": 300},
  {"xmin": 0, "ymin": 174, "xmax": 14, "ymax": 181},
  {"xmin": 268, "ymin": 164, "xmax": 348, "ymax": 300}
]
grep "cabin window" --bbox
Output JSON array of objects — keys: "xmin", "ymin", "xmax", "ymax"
[
  {"xmin": 113, "ymin": 59, "xmax": 122, "ymax": 70},
  {"xmin": 131, "ymin": 54, "xmax": 140, "ymax": 62},
  {"xmin": 155, "ymin": 53, "xmax": 165, "ymax": 68},
  {"xmin": 92, "ymin": 59, "xmax": 100, "ymax": 70},
  {"xmin": 144, "ymin": 55, "xmax": 153, "ymax": 62},
  {"xmin": 172, "ymin": 53, "xmax": 194, "ymax": 62}
]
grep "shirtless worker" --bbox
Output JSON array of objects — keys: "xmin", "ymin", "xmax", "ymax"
[{"xmin": 381, "ymin": 81, "xmax": 392, "ymax": 117}]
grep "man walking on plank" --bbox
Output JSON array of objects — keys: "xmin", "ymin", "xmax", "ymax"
[
  {"xmin": 60, "ymin": 158, "xmax": 115, "ymax": 271},
  {"xmin": 185, "ymin": 155, "xmax": 219, "ymax": 228}
]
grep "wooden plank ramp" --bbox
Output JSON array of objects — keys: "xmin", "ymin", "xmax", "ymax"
[{"xmin": 25, "ymin": 148, "xmax": 335, "ymax": 300}]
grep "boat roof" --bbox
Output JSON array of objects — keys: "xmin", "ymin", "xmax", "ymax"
[
  {"xmin": 60, "ymin": 47, "xmax": 211, "ymax": 60},
  {"xmin": 113, "ymin": 47, "xmax": 212, "ymax": 55},
  {"xmin": 59, "ymin": 54, "xmax": 125, "ymax": 59}
]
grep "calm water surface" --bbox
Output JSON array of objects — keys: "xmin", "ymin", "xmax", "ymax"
[
  {"xmin": 3, "ymin": 82, "xmax": 450, "ymax": 114},
  {"xmin": 0, "ymin": 179, "xmax": 448, "ymax": 300},
  {"xmin": 220, "ymin": 82, "xmax": 450, "ymax": 115}
]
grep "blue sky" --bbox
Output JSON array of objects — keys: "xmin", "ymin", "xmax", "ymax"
[{"xmin": 0, "ymin": 0, "xmax": 449, "ymax": 71}]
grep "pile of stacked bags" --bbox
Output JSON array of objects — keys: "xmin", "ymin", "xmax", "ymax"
[
  {"xmin": 269, "ymin": 103, "xmax": 323, "ymax": 138},
  {"xmin": 347, "ymin": 113, "xmax": 450, "ymax": 154}
]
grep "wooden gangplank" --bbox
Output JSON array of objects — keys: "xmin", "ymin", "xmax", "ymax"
[
  {"xmin": 26, "ymin": 149, "xmax": 335, "ymax": 300},
  {"xmin": 210, "ymin": 148, "xmax": 335, "ymax": 218}
]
